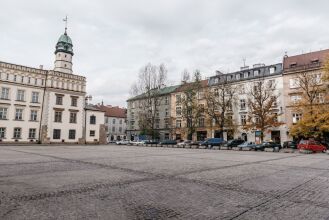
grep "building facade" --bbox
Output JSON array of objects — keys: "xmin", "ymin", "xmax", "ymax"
[
  {"xmin": 95, "ymin": 105, "xmax": 127, "ymax": 142},
  {"xmin": 0, "ymin": 29, "xmax": 105, "ymax": 144},
  {"xmin": 126, "ymin": 85, "xmax": 179, "ymax": 141},
  {"xmin": 282, "ymin": 49, "xmax": 329, "ymax": 141},
  {"xmin": 208, "ymin": 63, "xmax": 288, "ymax": 144}
]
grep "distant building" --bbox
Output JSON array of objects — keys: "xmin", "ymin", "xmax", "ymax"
[
  {"xmin": 95, "ymin": 105, "xmax": 127, "ymax": 141},
  {"xmin": 126, "ymin": 86, "xmax": 179, "ymax": 141}
]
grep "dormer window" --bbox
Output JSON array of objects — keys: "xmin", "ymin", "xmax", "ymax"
[
  {"xmin": 269, "ymin": 66, "xmax": 276, "ymax": 74},
  {"xmin": 290, "ymin": 62, "xmax": 297, "ymax": 68},
  {"xmin": 311, "ymin": 59, "xmax": 319, "ymax": 64}
]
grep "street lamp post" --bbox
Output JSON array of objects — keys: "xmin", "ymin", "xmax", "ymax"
[{"xmin": 84, "ymin": 95, "xmax": 92, "ymax": 144}]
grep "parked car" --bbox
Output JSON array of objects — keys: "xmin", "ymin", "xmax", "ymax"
[
  {"xmin": 131, "ymin": 140, "xmax": 145, "ymax": 146},
  {"xmin": 237, "ymin": 141, "xmax": 257, "ymax": 150},
  {"xmin": 116, "ymin": 140, "xmax": 130, "ymax": 145},
  {"xmin": 200, "ymin": 138, "xmax": 225, "ymax": 148},
  {"xmin": 190, "ymin": 141, "xmax": 202, "ymax": 146},
  {"xmin": 177, "ymin": 140, "xmax": 192, "ymax": 147},
  {"xmin": 223, "ymin": 139, "xmax": 245, "ymax": 149},
  {"xmin": 283, "ymin": 141, "xmax": 297, "ymax": 149},
  {"xmin": 297, "ymin": 140, "xmax": 327, "ymax": 152},
  {"xmin": 143, "ymin": 140, "xmax": 159, "ymax": 145},
  {"xmin": 255, "ymin": 142, "xmax": 282, "ymax": 151},
  {"xmin": 159, "ymin": 140, "xmax": 177, "ymax": 145}
]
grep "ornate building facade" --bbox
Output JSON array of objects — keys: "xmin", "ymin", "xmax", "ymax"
[{"xmin": 0, "ymin": 30, "xmax": 106, "ymax": 144}]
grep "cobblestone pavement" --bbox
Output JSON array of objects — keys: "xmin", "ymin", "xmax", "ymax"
[{"xmin": 0, "ymin": 145, "xmax": 329, "ymax": 220}]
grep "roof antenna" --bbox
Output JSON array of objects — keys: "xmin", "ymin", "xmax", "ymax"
[
  {"xmin": 243, "ymin": 58, "xmax": 246, "ymax": 67},
  {"xmin": 63, "ymin": 16, "xmax": 68, "ymax": 34}
]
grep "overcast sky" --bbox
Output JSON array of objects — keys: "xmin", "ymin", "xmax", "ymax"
[{"xmin": 1, "ymin": 0, "xmax": 328, "ymax": 107}]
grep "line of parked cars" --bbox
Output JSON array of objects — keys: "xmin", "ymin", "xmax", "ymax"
[{"xmin": 112, "ymin": 138, "xmax": 328, "ymax": 153}]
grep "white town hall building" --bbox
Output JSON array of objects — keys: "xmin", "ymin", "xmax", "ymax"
[{"xmin": 0, "ymin": 28, "xmax": 106, "ymax": 144}]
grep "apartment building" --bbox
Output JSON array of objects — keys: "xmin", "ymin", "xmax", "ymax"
[
  {"xmin": 208, "ymin": 63, "xmax": 288, "ymax": 144},
  {"xmin": 126, "ymin": 85, "xmax": 179, "ymax": 141},
  {"xmin": 282, "ymin": 49, "xmax": 329, "ymax": 141}
]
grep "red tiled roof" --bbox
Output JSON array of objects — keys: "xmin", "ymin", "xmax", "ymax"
[
  {"xmin": 283, "ymin": 49, "xmax": 329, "ymax": 69},
  {"xmin": 95, "ymin": 105, "xmax": 127, "ymax": 118}
]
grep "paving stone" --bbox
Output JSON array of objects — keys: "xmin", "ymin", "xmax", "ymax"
[{"xmin": 0, "ymin": 145, "xmax": 328, "ymax": 219}]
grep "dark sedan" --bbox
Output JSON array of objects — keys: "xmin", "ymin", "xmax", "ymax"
[
  {"xmin": 159, "ymin": 140, "xmax": 177, "ymax": 145},
  {"xmin": 255, "ymin": 142, "xmax": 282, "ymax": 151}
]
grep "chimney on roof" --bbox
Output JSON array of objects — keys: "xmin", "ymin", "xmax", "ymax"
[
  {"xmin": 39, "ymin": 65, "xmax": 43, "ymax": 69},
  {"xmin": 215, "ymin": 70, "xmax": 223, "ymax": 75}
]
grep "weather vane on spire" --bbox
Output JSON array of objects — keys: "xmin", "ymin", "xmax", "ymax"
[{"xmin": 63, "ymin": 16, "xmax": 68, "ymax": 34}]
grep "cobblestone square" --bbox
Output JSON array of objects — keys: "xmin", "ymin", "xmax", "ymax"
[{"xmin": 0, "ymin": 145, "xmax": 329, "ymax": 219}]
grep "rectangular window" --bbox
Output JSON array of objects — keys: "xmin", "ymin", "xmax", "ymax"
[
  {"xmin": 0, "ymin": 108, "xmax": 8, "ymax": 119},
  {"xmin": 290, "ymin": 95, "xmax": 301, "ymax": 104},
  {"xmin": 69, "ymin": 130, "xmax": 76, "ymax": 139},
  {"xmin": 0, "ymin": 127, "xmax": 6, "ymax": 138},
  {"xmin": 119, "ymin": 119, "xmax": 122, "ymax": 124},
  {"xmin": 240, "ymin": 99, "xmax": 246, "ymax": 110},
  {"xmin": 69, "ymin": 112, "xmax": 77, "ymax": 123},
  {"xmin": 176, "ymin": 119, "xmax": 181, "ymax": 128},
  {"xmin": 241, "ymin": 115, "xmax": 246, "ymax": 125},
  {"xmin": 13, "ymin": 128, "xmax": 21, "ymax": 139},
  {"xmin": 176, "ymin": 107, "xmax": 182, "ymax": 116},
  {"xmin": 1, "ymin": 88, "xmax": 9, "ymax": 99},
  {"xmin": 53, "ymin": 129, "xmax": 61, "ymax": 139},
  {"xmin": 112, "ymin": 118, "xmax": 116, "ymax": 124},
  {"xmin": 30, "ymin": 110, "xmax": 38, "ymax": 121},
  {"xmin": 54, "ymin": 111, "xmax": 62, "ymax": 122},
  {"xmin": 90, "ymin": 130, "xmax": 95, "ymax": 137},
  {"xmin": 119, "ymin": 127, "xmax": 122, "ymax": 132},
  {"xmin": 112, "ymin": 127, "xmax": 115, "ymax": 132},
  {"xmin": 254, "ymin": 70, "xmax": 259, "ymax": 76},
  {"xmin": 56, "ymin": 95, "xmax": 63, "ymax": 105},
  {"xmin": 31, "ymin": 92, "xmax": 39, "ymax": 103},
  {"xmin": 71, "ymin": 97, "xmax": 78, "ymax": 107},
  {"xmin": 176, "ymin": 94, "xmax": 181, "ymax": 104},
  {"xmin": 29, "ymin": 128, "xmax": 36, "ymax": 139},
  {"xmin": 15, "ymin": 109, "xmax": 23, "ymax": 120},
  {"xmin": 165, "ymin": 96, "xmax": 169, "ymax": 104},
  {"xmin": 90, "ymin": 115, "xmax": 96, "ymax": 124},
  {"xmin": 292, "ymin": 113, "xmax": 302, "ymax": 124},
  {"xmin": 199, "ymin": 118, "xmax": 205, "ymax": 127},
  {"xmin": 289, "ymin": 78, "xmax": 299, "ymax": 89},
  {"xmin": 165, "ymin": 109, "xmax": 169, "ymax": 117},
  {"xmin": 198, "ymin": 91, "xmax": 205, "ymax": 99},
  {"xmin": 16, "ymin": 90, "xmax": 25, "ymax": 101}
]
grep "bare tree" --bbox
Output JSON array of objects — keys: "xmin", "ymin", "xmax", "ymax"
[
  {"xmin": 205, "ymin": 79, "xmax": 237, "ymax": 139},
  {"xmin": 180, "ymin": 70, "xmax": 204, "ymax": 140},
  {"xmin": 130, "ymin": 63, "xmax": 168, "ymax": 140},
  {"xmin": 181, "ymin": 69, "xmax": 190, "ymax": 83},
  {"xmin": 244, "ymin": 79, "xmax": 283, "ymax": 142}
]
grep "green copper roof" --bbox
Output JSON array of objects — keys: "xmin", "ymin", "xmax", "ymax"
[{"xmin": 55, "ymin": 32, "xmax": 73, "ymax": 55}]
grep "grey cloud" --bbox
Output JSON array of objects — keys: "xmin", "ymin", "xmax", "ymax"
[{"xmin": 1, "ymin": 0, "xmax": 329, "ymax": 106}]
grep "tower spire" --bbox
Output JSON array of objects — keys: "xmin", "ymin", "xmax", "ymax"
[{"xmin": 63, "ymin": 16, "xmax": 68, "ymax": 34}]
